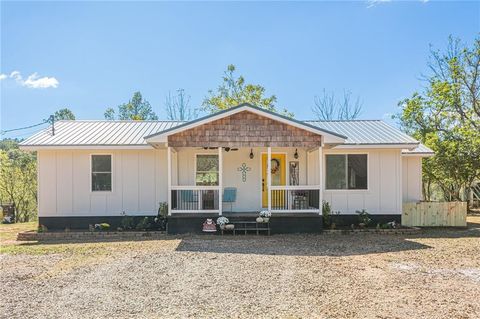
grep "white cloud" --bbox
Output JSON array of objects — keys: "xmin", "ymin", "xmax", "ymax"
[
  {"xmin": 10, "ymin": 70, "xmax": 22, "ymax": 81},
  {"xmin": 5, "ymin": 70, "xmax": 59, "ymax": 89},
  {"xmin": 366, "ymin": 0, "xmax": 391, "ymax": 8},
  {"xmin": 367, "ymin": 0, "xmax": 429, "ymax": 8},
  {"xmin": 0, "ymin": 74, "xmax": 7, "ymax": 80},
  {"xmin": 23, "ymin": 72, "xmax": 59, "ymax": 89}
]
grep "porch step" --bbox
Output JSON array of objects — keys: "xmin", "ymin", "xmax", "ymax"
[{"xmin": 221, "ymin": 221, "xmax": 271, "ymax": 235}]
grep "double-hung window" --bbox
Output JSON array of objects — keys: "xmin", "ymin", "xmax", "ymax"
[
  {"xmin": 195, "ymin": 154, "xmax": 219, "ymax": 186},
  {"xmin": 91, "ymin": 155, "xmax": 112, "ymax": 191},
  {"xmin": 326, "ymin": 154, "xmax": 367, "ymax": 190}
]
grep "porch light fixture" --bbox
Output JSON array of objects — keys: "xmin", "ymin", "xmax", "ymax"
[
  {"xmin": 249, "ymin": 149, "xmax": 254, "ymax": 159},
  {"xmin": 294, "ymin": 149, "xmax": 299, "ymax": 159}
]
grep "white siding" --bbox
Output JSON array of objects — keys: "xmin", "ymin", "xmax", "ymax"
[
  {"xmin": 402, "ymin": 156, "xmax": 422, "ymax": 202},
  {"xmin": 38, "ymin": 147, "xmax": 415, "ymax": 217},
  {"xmin": 38, "ymin": 149, "xmax": 168, "ymax": 217},
  {"xmin": 323, "ymin": 149, "xmax": 403, "ymax": 215}
]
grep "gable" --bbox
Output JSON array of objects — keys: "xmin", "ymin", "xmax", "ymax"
[{"xmin": 167, "ymin": 110, "xmax": 323, "ymax": 148}]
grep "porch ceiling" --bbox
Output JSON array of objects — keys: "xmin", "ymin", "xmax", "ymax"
[{"xmin": 167, "ymin": 110, "xmax": 324, "ymax": 148}]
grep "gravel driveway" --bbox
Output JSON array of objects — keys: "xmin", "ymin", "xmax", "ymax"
[{"xmin": 1, "ymin": 218, "xmax": 479, "ymax": 319}]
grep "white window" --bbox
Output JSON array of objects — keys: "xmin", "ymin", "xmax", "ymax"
[
  {"xmin": 91, "ymin": 155, "xmax": 112, "ymax": 191},
  {"xmin": 326, "ymin": 154, "xmax": 367, "ymax": 190},
  {"xmin": 195, "ymin": 154, "xmax": 219, "ymax": 186}
]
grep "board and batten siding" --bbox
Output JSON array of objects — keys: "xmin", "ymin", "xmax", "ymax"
[
  {"xmin": 402, "ymin": 156, "xmax": 422, "ymax": 202},
  {"xmin": 37, "ymin": 149, "xmax": 168, "ymax": 217},
  {"xmin": 37, "ymin": 147, "xmax": 422, "ymax": 217},
  {"xmin": 321, "ymin": 149, "xmax": 404, "ymax": 215}
]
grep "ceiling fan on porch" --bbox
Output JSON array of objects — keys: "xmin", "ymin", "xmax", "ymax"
[{"xmin": 201, "ymin": 147, "xmax": 239, "ymax": 152}]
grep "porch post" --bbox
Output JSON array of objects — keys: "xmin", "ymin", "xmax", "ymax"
[
  {"xmin": 218, "ymin": 147, "xmax": 223, "ymax": 216},
  {"xmin": 167, "ymin": 146, "xmax": 172, "ymax": 216},
  {"xmin": 267, "ymin": 146, "xmax": 272, "ymax": 212},
  {"xmin": 318, "ymin": 139, "xmax": 323, "ymax": 215}
]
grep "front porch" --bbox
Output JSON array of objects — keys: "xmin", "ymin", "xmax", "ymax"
[
  {"xmin": 166, "ymin": 146, "xmax": 324, "ymax": 216},
  {"xmin": 143, "ymin": 105, "xmax": 348, "ymax": 233}
]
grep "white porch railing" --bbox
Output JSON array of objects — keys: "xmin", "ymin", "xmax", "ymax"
[
  {"xmin": 170, "ymin": 186, "xmax": 220, "ymax": 213},
  {"xmin": 270, "ymin": 185, "xmax": 321, "ymax": 213}
]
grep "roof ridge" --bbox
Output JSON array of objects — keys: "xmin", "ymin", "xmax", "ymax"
[
  {"xmin": 303, "ymin": 119, "xmax": 383, "ymax": 122},
  {"xmin": 55, "ymin": 120, "xmax": 186, "ymax": 123}
]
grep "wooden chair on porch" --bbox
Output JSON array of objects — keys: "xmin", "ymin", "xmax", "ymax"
[{"xmin": 222, "ymin": 187, "xmax": 237, "ymax": 213}]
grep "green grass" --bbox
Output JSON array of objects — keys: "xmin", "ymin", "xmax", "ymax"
[{"xmin": 0, "ymin": 221, "xmax": 37, "ymax": 242}]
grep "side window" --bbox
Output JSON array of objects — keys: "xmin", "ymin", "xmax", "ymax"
[
  {"xmin": 91, "ymin": 155, "xmax": 112, "ymax": 191},
  {"xmin": 326, "ymin": 154, "xmax": 367, "ymax": 190}
]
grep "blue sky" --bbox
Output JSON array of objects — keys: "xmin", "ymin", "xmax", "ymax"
[{"xmin": 1, "ymin": 1, "xmax": 478, "ymax": 138}]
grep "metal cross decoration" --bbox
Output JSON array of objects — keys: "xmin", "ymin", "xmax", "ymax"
[{"xmin": 237, "ymin": 163, "xmax": 251, "ymax": 182}]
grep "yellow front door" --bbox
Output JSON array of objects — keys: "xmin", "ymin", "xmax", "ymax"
[{"xmin": 262, "ymin": 153, "xmax": 286, "ymax": 207}]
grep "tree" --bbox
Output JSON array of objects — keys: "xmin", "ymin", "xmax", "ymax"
[
  {"xmin": 312, "ymin": 89, "xmax": 362, "ymax": 120},
  {"xmin": 0, "ymin": 149, "xmax": 37, "ymax": 222},
  {"xmin": 104, "ymin": 92, "xmax": 158, "ymax": 120},
  {"xmin": 398, "ymin": 36, "xmax": 480, "ymax": 204},
  {"xmin": 203, "ymin": 64, "xmax": 293, "ymax": 117},
  {"xmin": 165, "ymin": 89, "xmax": 198, "ymax": 121},
  {"xmin": 54, "ymin": 108, "xmax": 75, "ymax": 120}
]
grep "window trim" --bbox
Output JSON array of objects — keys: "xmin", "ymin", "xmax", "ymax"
[
  {"xmin": 324, "ymin": 152, "xmax": 369, "ymax": 192},
  {"xmin": 90, "ymin": 153, "xmax": 113, "ymax": 193},
  {"xmin": 194, "ymin": 153, "xmax": 219, "ymax": 186}
]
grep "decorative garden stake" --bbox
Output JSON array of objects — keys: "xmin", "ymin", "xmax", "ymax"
[{"xmin": 237, "ymin": 163, "xmax": 251, "ymax": 182}]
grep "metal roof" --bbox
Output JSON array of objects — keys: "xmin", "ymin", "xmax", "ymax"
[
  {"xmin": 20, "ymin": 118, "xmax": 427, "ymax": 155},
  {"xmin": 19, "ymin": 120, "xmax": 183, "ymax": 147},
  {"xmin": 305, "ymin": 120, "xmax": 419, "ymax": 145},
  {"xmin": 402, "ymin": 143, "xmax": 434, "ymax": 156}
]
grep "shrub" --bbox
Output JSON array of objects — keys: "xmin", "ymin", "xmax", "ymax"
[
  {"xmin": 135, "ymin": 217, "xmax": 151, "ymax": 231},
  {"xmin": 121, "ymin": 215, "xmax": 135, "ymax": 230},
  {"xmin": 153, "ymin": 202, "xmax": 168, "ymax": 231},
  {"xmin": 322, "ymin": 201, "xmax": 331, "ymax": 227},
  {"xmin": 356, "ymin": 209, "xmax": 372, "ymax": 227},
  {"xmin": 38, "ymin": 224, "xmax": 47, "ymax": 233},
  {"xmin": 95, "ymin": 223, "xmax": 110, "ymax": 231},
  {"xmin": 158, "ymin": 202, "xmax": 168, "ymax": 218}
]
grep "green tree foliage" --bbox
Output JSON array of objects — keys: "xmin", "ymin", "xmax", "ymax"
[
  {"xmin": 165, "ymin": 89, "xmax": 198, "ymax": 121},
  {"xmin": 105, "ymin": 92, "xmax": 158, "ymax": 120},
  {"xmin": 203, "ymin": 64, "xmax": 293, "ymax": 117},
  {"xmin": 54, "ymin": 108, "xmax": 76, "ymax": 120},
  {"xmin": 0, "ymin": 138, "xmax": 20, "ymax": 151},
  {"xmin": 0, "ymin": 146, "xmax": 37, "ymax": 222},
  {"xmin": 398, "ymin": 36, "xmax": 480, "ymax": 202}
]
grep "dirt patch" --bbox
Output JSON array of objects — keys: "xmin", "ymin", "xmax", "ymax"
[{"xmin": 0, "ymin": 220, "xmax": 479, "ymax": 318}]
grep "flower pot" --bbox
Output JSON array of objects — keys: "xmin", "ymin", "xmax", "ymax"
[
  {"xmin": 256, "ymin": 217, "xmax": 264, "ymax": 223},
  {"xmin": 225, "ymin": 224, "xmax": 234, "ymax": 230},
  {"xmin": 262, "ymin": 217, "xmax": 270, "ymax": 223}
]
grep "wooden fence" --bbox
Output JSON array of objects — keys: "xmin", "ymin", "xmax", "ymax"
[{"xmin": 402, "ymin": 201, "xmax": 467, "ymax": 227}]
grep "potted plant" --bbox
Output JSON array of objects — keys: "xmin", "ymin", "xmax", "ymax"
[
  {"xmin": 217, "ymin": 216, "xmax": 229, "ymax": 230},
  {"xmin": 259, "ymin": 210, "xmax": 271, "ymax": 223}
]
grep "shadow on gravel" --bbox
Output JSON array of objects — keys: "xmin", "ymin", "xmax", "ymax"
[
  {"xmin": 175, "ymin": 234, "xmax": 433, "ymax": 257},
  {"xmin": 15, "ymin": 235, "xmax": 180, "ymax": 246}
]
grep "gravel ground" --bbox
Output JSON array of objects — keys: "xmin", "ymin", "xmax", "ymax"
[{"xmin": 1, "ymin": 217, "xmax": 479, "ymax": 319}]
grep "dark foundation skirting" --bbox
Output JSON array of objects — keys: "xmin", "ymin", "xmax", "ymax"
[
  {"xmin": 38, "ymin": 216, "xmax": 156, "ymax": 230},
  {"xmin": 167, "ymin": 213, "xmax": 323, "ymax": 234}
]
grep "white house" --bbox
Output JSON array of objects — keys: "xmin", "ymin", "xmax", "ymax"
[{"xmin": 19, "ymin": 103, "xmax": 433, "ymax": 233}]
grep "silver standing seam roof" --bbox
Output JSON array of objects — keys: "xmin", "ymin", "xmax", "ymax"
[{"xmin": 19, "ymin": 119, "xmax": 434, "ymax": 155}]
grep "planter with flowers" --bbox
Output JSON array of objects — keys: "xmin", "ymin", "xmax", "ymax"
[
  {"xmin": 257, "ymin": 210, "xmax": 271, "ymax": 223},
  {"xmin": 216, "ymin": 216, "xmax": 230, "ymax": 230}
]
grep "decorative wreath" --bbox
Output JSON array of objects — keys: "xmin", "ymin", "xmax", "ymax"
[{"xmin": 271, "ymin": 159, "xmax": 280, "ymax": 174}]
